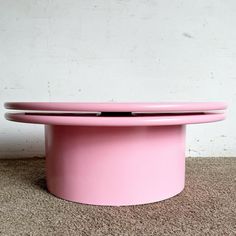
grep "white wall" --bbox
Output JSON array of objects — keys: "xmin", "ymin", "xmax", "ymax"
[{"xmin": 0, "ymin": 0, "xmax": 235, "ymax": 158}]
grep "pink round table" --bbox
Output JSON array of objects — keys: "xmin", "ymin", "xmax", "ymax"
[{"xmin": 4, "ymin": 102, "xmax": 227, "ymax": 206}]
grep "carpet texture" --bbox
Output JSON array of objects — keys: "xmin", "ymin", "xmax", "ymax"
[{"xmin": 0, "ymin": 157, "xmax": 235, "ymax": 236}]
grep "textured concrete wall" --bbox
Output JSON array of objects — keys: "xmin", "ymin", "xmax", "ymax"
[{"xmin": 0, "ymin": 0, "xmax": 235, "ymax": 158}]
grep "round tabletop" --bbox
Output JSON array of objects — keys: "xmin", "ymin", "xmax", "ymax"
[
  {"xmin": 5, "ymin": 112, "xmax": 226, "ymax": 127},
  {"xmin": 4, "ymin": 102, "xmax": 227, "ymax": 113}
]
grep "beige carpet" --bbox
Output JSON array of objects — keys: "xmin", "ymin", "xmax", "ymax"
[{"xmin": 0, "ymin": 157, "xmax": 235, "ymax": 236}]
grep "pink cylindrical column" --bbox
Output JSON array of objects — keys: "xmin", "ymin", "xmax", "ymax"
[{"xmin": 45, "ymin": 125, "xmax": 186, "ymax": 206}]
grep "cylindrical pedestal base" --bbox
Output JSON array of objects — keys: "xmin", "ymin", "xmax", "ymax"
[{"xmin": 45, "ymin": 125, "xmax": 186, "ymax": 206}]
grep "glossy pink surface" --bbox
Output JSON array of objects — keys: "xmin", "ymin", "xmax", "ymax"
[
  {"xmin": 45, "ymin": 125, "xmax": 186, "ymax": 206},
  {"xmin": 4, "ymin": 102, "xmax": 227, "ymax": 113},
  {"xmin": 5, "ymin": 112, "xmax": 225, "ymax": 126},
  {"xmin": 4, "ymin": 101, "xmax": 227, "ymax": 205}
]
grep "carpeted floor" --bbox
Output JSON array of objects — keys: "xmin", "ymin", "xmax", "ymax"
[{"xmin": 0, "ymin": 157, "xmax": 235, "ymax": 236}]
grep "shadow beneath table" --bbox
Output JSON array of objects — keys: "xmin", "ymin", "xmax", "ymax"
[
  {"xmin": 34, "ymin": 177, "xmax": 48, "ymax": 192},
  {"xmin": 0, "ymin": 158, "xmax": 49, "ymax": 194}
]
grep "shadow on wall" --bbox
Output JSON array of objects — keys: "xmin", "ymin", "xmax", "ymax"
[{"xmin": 0, "ymin": 136, "xmax": 44, "ymax": 159}]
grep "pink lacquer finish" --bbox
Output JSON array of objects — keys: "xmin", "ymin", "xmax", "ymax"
[
  {"xmin": 45, "ymin": 125, "xmax": 186, "ymax": 206},
  {"xmin": 4, "ymin": 102, "xmax": 227, "ymax": 206},
  {"xmin": 5, "ymin": 112, "xmax": 225, "ymax": 126},
  {"xmin": 5, "ymin": 102, "xmax": 227, "ymax": 113}
]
